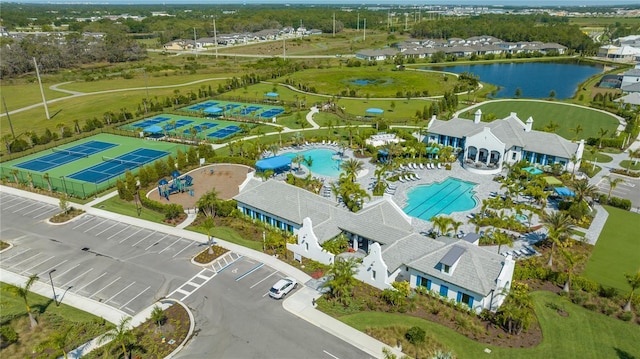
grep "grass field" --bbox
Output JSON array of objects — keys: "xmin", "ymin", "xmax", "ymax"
[
  {"xmin": 279, "ymin": 66, "xmax": 459, "ymax": 98},
  {"xmin": 457, "ymin": 100, "xmax": 620, "ymax": 140},
  {"xmin": 583, "ymin": 206, "xmax": 640, "ymax": 292},
  {"xmin": 339, "ymin": 291, "xmax": 640, "ymax": 359},
  {"xmin": 0, "ymin": 82, "xmax": 71, "ymax": 111},
  {"xmin": 619, "ymin": 160, "xmax": 640, "ymax": 171},
  {"xmin": 94, "ymin": 195, "xmax": 167, "ymax": 223},
  {"xmin": 0, "ymin": 133, "xmax": 180, "ymax": 198}
]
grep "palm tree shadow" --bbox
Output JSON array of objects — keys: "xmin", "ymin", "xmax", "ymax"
[
  {"xmin": 33, "ymin": 298, "xmax": 55, "ymax": 314},
  {"xmin": 615, "ymin": 347, "xmax": 637, "ymax": 359}
]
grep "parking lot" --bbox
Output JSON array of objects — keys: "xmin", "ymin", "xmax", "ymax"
[
  {"xmin": 596, "ymin": 173, "xmax": 640, "ymax": 210},
  {"xmin": 1, "ymin": 192, "xmax": 204, "ymax": 315}
]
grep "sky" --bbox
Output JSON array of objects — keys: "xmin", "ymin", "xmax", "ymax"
[{"xmin": 4, "ymin": 0, "xmax": 640, "ymax": 5}]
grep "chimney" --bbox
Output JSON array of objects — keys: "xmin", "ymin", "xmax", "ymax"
[
  {"xmin": 525, "ymin": 117, "xmax": 533, "ymax": 132},
  {"xmin": 474, "ymin": 109, "xmax": 482, "ymax": 124}
]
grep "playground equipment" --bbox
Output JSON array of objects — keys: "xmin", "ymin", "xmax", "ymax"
[{"xmin": 157, "ymin": 171, "xmax": 194, "ymax": 200}]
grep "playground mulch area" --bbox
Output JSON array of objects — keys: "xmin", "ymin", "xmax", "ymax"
[{"xmin": 147, "ymin": 164, "xmax": 253, "ymax": 210}]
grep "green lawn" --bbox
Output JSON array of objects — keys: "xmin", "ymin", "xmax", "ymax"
[
  {"xmin": 0, "ymin": 82, "xmax": 71, "ymax": 112},
  {"xmin": 583, "ymin": 206, "xmax": 640, "ymax": 292},
  {"xmin": 619, "ymin": 160, "xmax": 640, "ymax": 171},
  {"xmin": 93, "ymin": 195, "xmax": 167, "ymax": 223},
  {"xmin": 188, "ymin": 225, "xmax": 263, "ymax": 251},
  {"xmin": 339, "ymin": 291, "xmax": 640, "ymax": 359},
  {"xmin": 582, "ymin": 150, "xmax": 613, "ymax": 163},
  {"xmin": 457, "ymin": 100, "xmax": 619, "ymax": 140}
]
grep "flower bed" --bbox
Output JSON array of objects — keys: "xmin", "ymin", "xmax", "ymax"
[{"xmin": 193, "ymin": 245, "xmax": 229, "ymax": 264}]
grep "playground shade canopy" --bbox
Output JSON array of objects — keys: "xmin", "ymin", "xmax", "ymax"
[
  {"xmin": 366, "ymin": 108, "xmax": 384, "ymax": 115},
  {"xmin": 256, "ymin": 156, "xmax": 291, "ymax": 171},
  {"xmin": 544, "ymin": 176, "xmax": 563, "ymax": 186},
  {"xmin": 554, "ymin": 187, "xmax": 576, "ymax": 197},
  {"xmin": 143, "ymin": 125, "xmax": 164, "ymax": 134},
  {"xmin": 265, "ymin": 92, "xmax": 279, "ymax": 98},
  {"xmin": 204, "ymin": 106, "xmax": 223, "ymax": 114},
  {"xmin": 522, "ymin": 166, "xmax": 544, "ymax": 175}
]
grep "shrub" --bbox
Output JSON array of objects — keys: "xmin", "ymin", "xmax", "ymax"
[
  {"xmin": 164, "ymin": 204, "xmax": 183, "ymax": 219},
  {"xmin": 608, "ymin": 196, "xmax": 632, "ymax": 210},
  {"xmin": 599, "ymin": 286, "xmax": 618, "ymax": 299},
  {"xmin": 619, "ymin": 311, "xmax": 633, "ymax": 322},
  {"xmin": 0, "ymin": 325, "xmax": 18, "ymax": 346}
]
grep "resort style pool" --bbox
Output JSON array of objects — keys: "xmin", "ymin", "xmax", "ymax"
[
  {"xmin": 284, "ymin": 148, "xmax": 343, "ymax": 177},
  {"xmin": 403, "ymin": 178, "xmax": 477, "ymax": 221}
]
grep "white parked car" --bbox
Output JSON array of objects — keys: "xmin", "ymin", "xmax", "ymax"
[{"xmin": 269, "ymin": 277, "xmax": 297, "ymax": 299}]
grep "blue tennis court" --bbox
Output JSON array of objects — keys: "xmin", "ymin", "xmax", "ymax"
[
  {"xmin": 207, "ymin": 125, "xmax": 242, "ymax": 139},
  {"xmin": 183, "ymin": 122, "xmax": 219, "ymax": 134},
  {"xmin": 260, "ymin": 109, "xmax": 284, "ymax": 118},
  {"xmin": 189, "ymin": 102, "xmax": 218, "ymax": 110},
  {"xmin": 224, "ymin": 104, "xmax": 240, "ymax": 111},
  {"xmin": 131, "ymin": 116, "xmax": 171, "ymax": 128},
  {"xmin": 164, "ymin": 120, "xmax": 193, "ymax": 131},
  {"xmin": 241, "ymin": 106, "xmax": 262, "ymax": 115},
  {"xmin": 15, "ymin": 141, "xmax": 118, "ymax": 172},
  {"xmin": 67, "ymin": 148, "xmax": 170, "ymax": 183}
]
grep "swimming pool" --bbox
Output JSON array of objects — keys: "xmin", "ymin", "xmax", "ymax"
[
  {"xmin": 403, "ymin": 178, "xmax": 477, "ymax": 221},
  {"xmin": 284, "ymin": 148, "xmax": 342, "ymax": 177}
]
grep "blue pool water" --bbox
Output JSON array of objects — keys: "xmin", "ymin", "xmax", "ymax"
[
  {"xmin": 284, "ymin": 148, "xmax": 343, "ymax": 177},
  {"xmin": 403, "ymin": 178, "xmax": 477, "ymax": 221},
  {"xmin": 516, "ymin": 214, "xmax": 528, "ymax": 222}
]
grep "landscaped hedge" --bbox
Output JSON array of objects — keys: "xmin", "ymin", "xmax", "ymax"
[
  {"xmin": 596, "ymin": 194, "xmax": 632, "ymax": 211},
  {"xmin": 138, "ymin": 190, "xmax": 184, "ymax": 219},
  {"xmin": 610, "ymin": 168, "xmax": 640, "ymax": 178},
  {"xmin": 209, "ymin": 156, "xmax": 256, "ymax": 167}
]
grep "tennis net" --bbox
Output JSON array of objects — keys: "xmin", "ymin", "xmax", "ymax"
[
  {"xmin": 102, "ymin": 156, "xmax": 144, "ymax": 168},
  {"xmin": 52, "ymin": 148, "xmax": 89, "ymax": 158}
]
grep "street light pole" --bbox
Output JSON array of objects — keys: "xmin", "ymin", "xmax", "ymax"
[{"xmin": 48, "ymin": 269, "xmax": 59, "ymax": 306}]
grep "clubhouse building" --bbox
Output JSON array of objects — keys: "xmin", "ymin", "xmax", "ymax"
[
  {"xmin": 234, "ymin": 179, "xmax": 515, "ymax": 313},
  {"xmin": 426, "ymin": 110, "xmax": 585, "ymax": 175}
]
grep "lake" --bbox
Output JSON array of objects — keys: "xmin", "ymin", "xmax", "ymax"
[{"xmin": 427, "ymin": 61, "xmax": 604, "ymax": 100}]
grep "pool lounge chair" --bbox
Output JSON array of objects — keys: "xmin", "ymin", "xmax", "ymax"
[
  {"xmin": 398, "ymin": 177, "xmax": 405, "ymax": 183},
  {"xmin": 413, "ymin": 173, "xmax": 421, "ymax": 180},
  {"xmin": 405, "ymin": 175, "xmax": 414, "ymax": 182},
  {"xmin": 419, "ymin": 163, "xmax": 425, "ymax": 170},
  {"xmin": 437, "ymin": 163, "xmax": 442, "ymax": 169}
]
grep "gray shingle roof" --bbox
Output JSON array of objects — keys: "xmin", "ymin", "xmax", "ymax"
[
  {"xmin": 440, "ymin": 245, "xmax": 466, "ymax": 266},
  {"xmin": 381, "ymin": 234, "xmax": 445, "ymax": 273},
  {"xmin": 407, "ymin": 240, "xmax": 505, "ymax": 295}
]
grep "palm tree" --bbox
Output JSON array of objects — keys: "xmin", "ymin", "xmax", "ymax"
[
  {"xmin": 541, "ymin": 211, "xmax": 574, "ymax": 268},
  {"xmin": 324, "ymin": 257, "xmax": 360, "ymax": 305},
  {"xmin": 597, "ymin": 128, "xmax": 608, "ymax": 149},
  {"xmin": 561, "ymin": 249, "xmax": 583, "ymax": 294},
  {"xmin": 570, "ymin": 124, "xmax": 583, "ymax": 142},
  {"xmin": 42, "ymin": 325, "xmax": 73, "ymax": 358},
  {"xmin": 340, "ymin": 158, "xmax": 364, "ymax": 182},
  {"xmin": 494, "ymin": 231, "xmax": 514, "ymax": 254},
  {"xmin": 570, "ymin": 179, "xmax": 598, "ymax": 205},
  {"xmin": 623, "ymin": 270, "xmax": 640, "ymax": 311},
  {"xmin": 430, "ymin": 215, "xmax": 451, "ymax": 236},
  {"xmin": 7, "ymin": 274, "xmax": 39, "ymax": 328},
  {"xmin": 628, "ymin": 148, "xmax": 640, "ymax": 171},
  {"xmin": 43, "ymin": 172, "xmax": 53, "ymax": 192},
  {"xmin": 275, "ymin": 126, "xmax": 284, "ymax": 146},
  {"xmin": 569, "ymin": 154, "xmax": 578, "ymax": 179},
  {"xmin": 149, "ymin": 305, "xmax": 165, "ymax": 329},
  {"xmin": 200, "ymin": 216, "xmax": 216, "ymax": 254},
  {"xmin": 603, "ymin": 175, "xmax": 624, "ymax": 203},
  {"xmin": 196, "ymin": 189, "xmax": 219, "ymax": 218},
  {"xmin": 101, "ymin": 317, "xmax": 135, "ymax": 359}
]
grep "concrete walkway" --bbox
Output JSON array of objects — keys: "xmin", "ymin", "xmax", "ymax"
[{"xmin": 0, "ymin": 185, "xmax": 398, "ymax": 359}]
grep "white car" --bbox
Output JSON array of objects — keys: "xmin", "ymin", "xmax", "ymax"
[{"xmin": 269, "ymin": 277, "xmax": 297, "ymax": 299}]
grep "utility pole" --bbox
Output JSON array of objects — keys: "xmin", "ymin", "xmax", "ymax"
[
  {"xmin": 2, "ymin": 96, "xmax": 16, "ymax": 139},
  {"xmin": 33, "ymin": 57, "xmax": 50, "ymax": 120},
  {"xmin": 193, "ymin": 27, "xmax": 198, "ymax": 58},
  {"xmin": 213, "ymin": 17, "xmax": 218, "ymax": 59},
  {"xmin": 333, "ymin": 13, "xmax": 336, "ymax": 37},
  {"xmin": 283, "ymin": 36, "xmax": 286, "ymax": 59},
  {"xmin": 357, "ymin": 12, "xmax": 359, "ymax": 31},
  {"xmin": 364, "ymin": 18, "xmax": 366, "ymax": 41}
]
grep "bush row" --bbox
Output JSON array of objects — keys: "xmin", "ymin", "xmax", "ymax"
[{"xmin": 138, "ymin": 190, "xmax": 183, "ymax": 219}]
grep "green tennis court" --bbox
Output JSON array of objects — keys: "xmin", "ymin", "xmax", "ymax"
[{"xmin": 0, "ymin": 134, "xmax": 179, "ymax": 198}]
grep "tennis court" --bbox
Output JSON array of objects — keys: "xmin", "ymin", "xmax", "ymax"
[
  {"xmin": 189, "ymin": 102, "xmax": 218, "ymax": 110},
  {"xmin": 207, "ymin": 125, "xmax": 242, "ymax": 139},
  {"xmin": 15, "ymin": 141, "xmax": 117, "ymax": 172},
  {"xmin": 67, "ymin": 148, "xmax": 170, "ymax": 183},
  {"xmin": 164, "ymin": 119, "xmax": 194, "ymax": 131},
  {"xmin": 182, "ymin": 122, "xmax": 218, "ymax": 134},
  {"xmin": 240, "ymin": 106, "xmax": 262, "ymax": 115},
  {"xmin": 260, "ymin": 108, "xmax": 284, "ymax": 118},
  {"xmin": 131, "ymin": 116, "xmax": 171, "ymax": 129}
]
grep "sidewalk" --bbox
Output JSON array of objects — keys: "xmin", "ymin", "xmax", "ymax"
[{"xmin": 1, "ymin": 185, "xmax": 396, "ymax": 359}]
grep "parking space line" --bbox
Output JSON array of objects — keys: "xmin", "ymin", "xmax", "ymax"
[
  {"xmin": 105, "ymin": 281, "xmax": 136, "ymax": 304},
  {"xmin": 21, "ymin": 255, "xmax": 55, "ymax": 274},
  {"xmin": 0, "ymin": 196, "xmax": 20, "ymax": 207},
  {"xmin": 91, "ymin": 277, "xmax": 121, "ymax": 298},
  {"xmin": 132, "ymin": 231, "xmax": 156, "ymax": 247},
  {"xmin": 84, "ymin": 219, "xmax": 108, "ymax": 233},
  {"xmin": 144, "ymin": 234, "xmax": 169, "ymax": 250},
  {"xmin": 174, "ymin": 288, "xmax": 190, "ymax": 296},
  {"xmin": 72, "ymin": 217, "xmax": 95, "ymax": 230},
  {"xmin": 13, "ymin": 202, "xmax": 39, "ymax": 213},
  {"xmin": 172, "ymin": 241, "xmax": 195, "ymax": 258},
  {"xmin": 108, "ymin": 225, "xmax": 131, "ymax": 240},
  {"xmin": 323, "ymin": 350, "xmax": 340, "ymax": 359},
  {"xmin": 1, "ymin": 247, "xmax": 32, "ymax": 262},
  {"xmin": 119, "ymin": 228, "xmax": 143, "ymax": 243},
  {"xmin": 52, "ymin": 264, "xmax": 79, "ymax": 279},
  {"xmin": 3, "ymin": 200, "xmax": 26, "ymax": 210},
  {"xmin": 37, "ymin": 259, "xmax": 69, "ymax": 278},
  {"xmin": 75, "ymin": 272, "xmax": 106, "ymax": 292},
  {"xmin": 62, "ymin": 268, "xmax": 94, "ymax": 288},
  {"xmin": 11, "ymin": 253, "xmax": 42, "ymax": 269},
  {"xmin": 235, "ymin": 263, "xmax": 264, "ymax": 281},
  {"xmin": 95, "ymin": 222, "xmax": 120, "ymax": 236},
  {"xmin": 23, "ymin": 204, "xmax": 48, "ymax": 215},
  {"xmin": 34, "ymin": 207, "xmax": 58, "ymax": 219},
  {"xmin": 159, "ymin": 237, "xmax": 183, "ymax": 254},
  {"xmin": 119, "ymin": 286, "xmax": 150, "ymax": 310},
  {"xmin": 250, "ymin": 270, "xmax": 279, "ymax": 289}
]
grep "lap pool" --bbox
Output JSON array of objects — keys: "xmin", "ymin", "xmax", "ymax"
[
  {"xmin": 403, "ymin": 178, "xmax": 477, "ymax": 221},
  {"xmin": 284, "ymin": 148, "xmax": 343, "ymax": 177}
]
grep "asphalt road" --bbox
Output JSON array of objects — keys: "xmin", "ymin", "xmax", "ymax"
[{"xmin": 0, "ymin": 192, "xmax": 370, "ymax": 359}]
